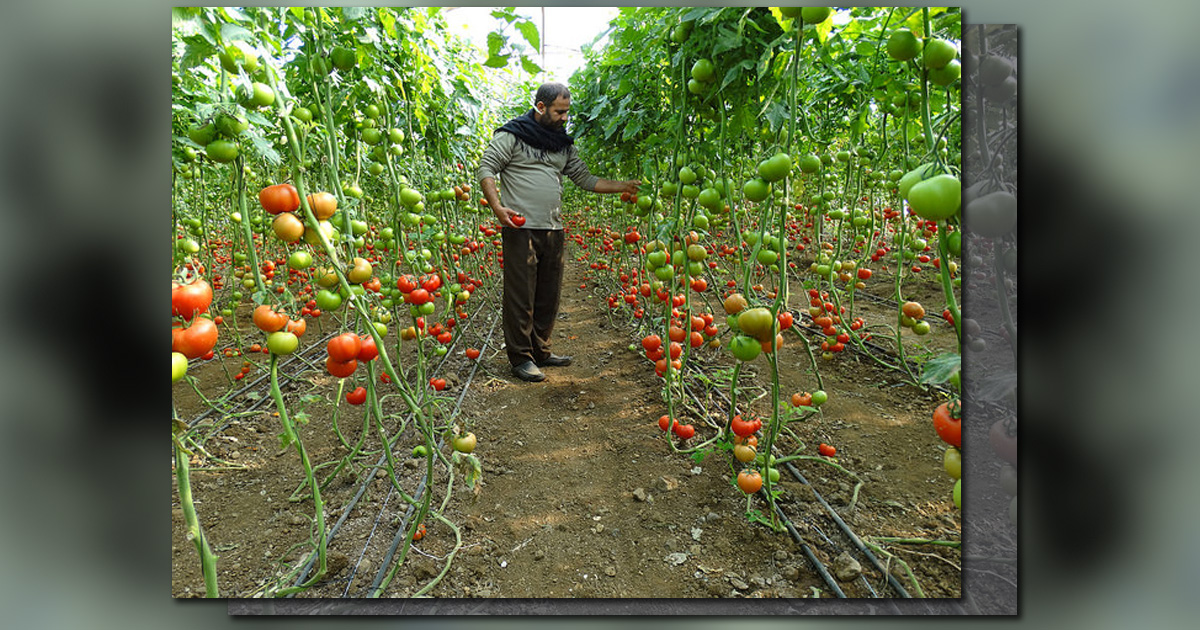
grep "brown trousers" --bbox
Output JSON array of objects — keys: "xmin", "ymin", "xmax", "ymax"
[{"xmin": 501, "ymin": 227, "xmax": 565, "ymax": 366}]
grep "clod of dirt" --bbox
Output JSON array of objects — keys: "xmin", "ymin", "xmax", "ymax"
[{"xmin": 833, "ymin": 551, "xmax": 863, "ymax": 582}]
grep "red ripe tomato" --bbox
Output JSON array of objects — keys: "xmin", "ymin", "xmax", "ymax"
[
  {"xmin": 730, "ymin": 415, "xmax": 758, "ymax": 438},
  {"xmin": 430, "ymin": 378, "xmax": 447, "ymax": 391},
  {"xmin": 511, "ymin": 214, "xmax": 526, "ymax": 227},
  {"xmin": 326, "ymin": 356, "xmax": 358, "ymax": 378},
  {"xmin": 818, "ymin": 443, "xmax": 837, "ymax": 457},
  {"xmin": 346, "ymin": 386, "xmax": 367, "ymax": 405},
  {"xmin": 777, "ymin": 311, "xmax": 794, "ymax": 330},
  {"xmin": 327, "ymin": 333, "xmax": 362, "ymax": 363},
  {"xmin": 286, "ymin": 319, "xmax": 307, "ymax": 338},
  {"xmin": 673, "ymin": 423, "xmax": 696, "ymax": 440},
  {"xmin": 465, "ymin": 348, "xmax": 481, "ymax": 360},
  {"xmin": 408, "ymin": 288, "xmax": 431, "ymax": 305},
  {"xmin": 737, "ymin": 469, "xmax": 763, "ymax": 494},
  {"xmin": 932, "ymin": 400, "xmax": 962, "ymax": 449},
  {"xmin": 259, "ymin": 183, "xmax": 300, "ymax": 215},
  {"xmin": 658, "ymin": 415, "xmax": 676, "ymax": 432},
  {"xmin": 641, "ymin": 334, "xmax": 662, "ymax": 352},
  {"xmin": 357, "ymin": 335, "xmax": 378, "ymax": 361},
  {"xmin": 422, "ymin": 274, "xmax": 442, "ymax": 292},
  {"xmin": 396, "ymin": 275, "xmax": 418, "ymax": 293},
  {"xmin": 172, "ymin": 278, "xmax": 213, "ymax": 321},
  {"xmin": 172, "ymin": 317, "xmax": 218, "ymax": 359},
  {"xmin": 252, "ymin": 305, "xmax": 288, "ymax": 333}
]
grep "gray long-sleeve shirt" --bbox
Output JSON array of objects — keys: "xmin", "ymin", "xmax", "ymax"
[{"xmin": 476, "ymin": 131, "xmax": 600, "ymax": 230}]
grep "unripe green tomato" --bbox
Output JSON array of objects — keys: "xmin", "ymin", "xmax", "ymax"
[
  {"xmin": 944, "ymin": 447, "xmax": 962, "ymax": 480},
  {"xmin": 172, "ymin": 352, "xmax": 188, "ymax": 383},
  {"xmin": 267, "ymin": 331, "xmax": 299, "ymax": 355}
]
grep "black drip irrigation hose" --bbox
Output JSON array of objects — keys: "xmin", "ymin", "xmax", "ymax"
[
  {"xmin": 186, "ymin": 330, "xmax": 340, "ymax": 429},
  {"xmin": 361, "ymin": 312, "xmax": 499, "ymax": 597},
  {"xmin": 782, "ymin": 460, "xmax": 914, "ymax": 599},
  {"xmin": 674, "ymin": 361, "xmax": 899, "ymax": 599},
  {"xmin": 770, "ymin": 500, "xmax": 847, "ymax": 598},
  {"xmin": 281, "ymin": 293, "xmax": 501, "ymax": 596}
]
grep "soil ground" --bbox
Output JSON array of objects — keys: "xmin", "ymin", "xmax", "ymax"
[{"xmin": 172, "ymin": 240, "xmax": 1013, "ymax": 607}]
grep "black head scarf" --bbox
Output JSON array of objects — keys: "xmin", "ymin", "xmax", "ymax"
[{"xmin": 496, "ymin": 108, "xmax": 574, "ymax": 155}]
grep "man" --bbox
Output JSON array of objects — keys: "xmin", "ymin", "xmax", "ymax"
[{"xmin": 477, "ymin": 82, "xmax": 640, "ymax": 382}]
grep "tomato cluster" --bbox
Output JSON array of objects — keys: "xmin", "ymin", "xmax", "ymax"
[{"xmin": 172, "ymin": 276, "xmax": 219, "ymax": 362}]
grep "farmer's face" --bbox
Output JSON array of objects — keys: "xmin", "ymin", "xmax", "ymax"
[{"xmin": 536, "ymin": 96, "xmax": 570, "ymax": 131}]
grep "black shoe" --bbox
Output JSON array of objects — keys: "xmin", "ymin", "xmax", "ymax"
[
  {"xmin": 511, "ymin": 361, "xmax": 546, "ymax": 382},
  {"xmin": 535, "ymin": 354, "xmax": 572, "ymax": 367}
]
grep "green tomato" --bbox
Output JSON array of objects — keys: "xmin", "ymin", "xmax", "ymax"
[
  {"xmin": 923, "ymin": 38, "xmax": 957, "ymax": 70},
  {"xmin": 801, "ymin": 6, "xmax": 831, "ymax": 23},
  {"xmin": 757, "ymin": 152, "xmax": 792, "ymax": 183},
  {"xmin": 898, "ymin": 163, "xmax": 940, "ymax": 199},
  {"xmin": 810, "ymin": 390, "xmax": 828, "ymax": 406},
  {"xmin": 678, "ymin": 166, "xmax": 697, "ymax": 185},
  {"xmin": 452, "ymin": 432, "xmax": 477, "ymax": 454},
  {"xmin": 690, "ymin": 58, "xmax": 715, "ymax": 83},
  {"xmin": 886, "ymin": 29, "xmax": 921, "ymax": 61},
  {"xmin": 288, "ymin": 250, "xmax": 313, "ymax": 270},
  {"xmin": 315, "ymin": 289, "xmax": 343, "ymax": 311},
  {"xmin": 946, "ymin": 231, "xmax": 962, "ymax": 257},
  {"xmin": 799, "ymin": 154, "xmax": 821, "ymax": 173},
  {"xmin": 944, "ymin": 447, "xmax": 962, "ymax": 480},
  {"xmin": 172, "ymin": 352, "xmax": 188, "ymax": 383},
  {"xmin": 728, "ymin": 334, "xmax": 762, "ymax": 362},
  {"xmin": 205, "ymin": 139, "xmax": 239, "ymax": 163},
  {"xmin": 267, "ymin": 331, "xmax": 299, "ymax": 355},
  {"xmin": 907, "ymin": 174, "xmax": 961, "ymax": 220},
  {"xmin": 952, "ymin": 478, "xmax": 961, "ymax": 509},
  {"xmin": 742, "ymin": 178, "xmax": 770, "ymax": 202},
  {"xmin": 929, "ymin": 59, "xmax": 962, "ymax": 86},
  {"xmin": 412, "ymin": 445, "xmax": 429, "ymax": 458},
  {"xmin": 245, "ymin": 82, "xmax": 275, "ymax": 108}
]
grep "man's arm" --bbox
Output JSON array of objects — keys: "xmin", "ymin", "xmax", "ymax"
[
  {"xmin": 479, "ymin": 176, "xmax": 520, "ymax": 229},
  {"xmin": 592, "ymin": 178, "xmax": 642, "ymax": 195},
  {"xmin": 476, "ymin": 133, "xmax": 521, "ymax": 228}
]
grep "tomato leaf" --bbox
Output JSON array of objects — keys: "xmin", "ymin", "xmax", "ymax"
[
  {"xmin": 920, "ymin": 352, "xmax": 961, "ymax": 386},
  {"xmin": 519, "ymin": 55, "xmax": 542, "ymax": 76},
  {"xmin": 486, "ymin": 31, "xmax": 505, "ymax": 57},
  {"xmin": 483, "ymin": 54, "xmax": 510, "ymax": 69},
  {"xmin": 515, "ymin": 19, "xmax": 540, "ymax": 52},
  {"xmin": 180, "ymin": 36, "xmax": 219, "ymax": 71},
  {"xmin": 219, "ymin": 22, "xmax": 253, "ymax": 43}
]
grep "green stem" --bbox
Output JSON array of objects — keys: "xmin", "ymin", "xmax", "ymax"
[
  {"xmin": 173, "ymin": 429, "xmax": 220, "ymax": 597},
  {"xmin": 268, "ymin": 354, "xmax": 327, "ymax": 592}
]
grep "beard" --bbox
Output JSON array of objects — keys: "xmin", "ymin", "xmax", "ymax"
[{"xmin": 535, "ymin": 112, "xmax": 566, "ymax": 132}]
